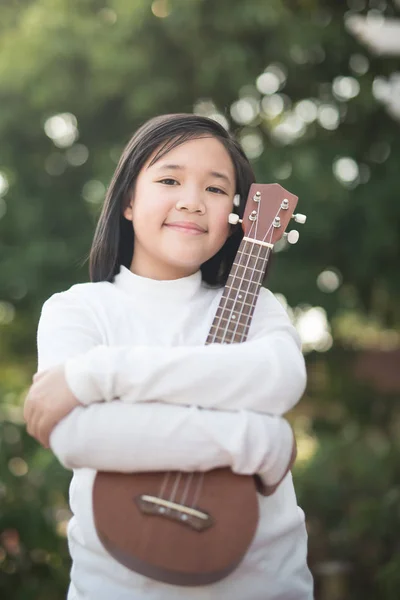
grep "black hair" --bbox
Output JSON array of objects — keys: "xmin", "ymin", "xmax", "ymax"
[{"xmin": 89, "ymin": 113, "xmax": 255, "ymax": 286}]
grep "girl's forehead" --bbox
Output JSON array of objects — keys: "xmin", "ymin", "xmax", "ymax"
[{"xmin": 145, "ymin": 136, "xmax": 234, "ymax": 173}]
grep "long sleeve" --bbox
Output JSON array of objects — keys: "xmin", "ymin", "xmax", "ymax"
[
  {"xmin": 39, "ymin": 287, "xmax": 306, "ymax": 416},
  {"xmin": 37, "ymin": 287, "xmax": 295, "ymax": 487},
  {"xmin": 50, "ymin": 401, "xmax": 294, "ymax": 489}
]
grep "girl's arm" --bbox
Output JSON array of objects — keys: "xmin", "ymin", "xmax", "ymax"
[
  {"xmin": 39, "ymin": 287, "xmax": 306, "ymax": 416},
  {"xmin": 49, "ymin": 401, "xmax": 295, "ymax": 493},
  {"xmin": 35, "ymin": 289, "xmax": 296, "ymax": 492}
]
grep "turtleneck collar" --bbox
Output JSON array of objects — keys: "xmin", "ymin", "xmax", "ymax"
[{"xmin": 113, "ymin": 265, "xmax": 203, "ymax": 303}]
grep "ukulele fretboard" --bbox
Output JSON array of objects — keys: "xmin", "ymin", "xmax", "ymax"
[{"xmin": 205, "ymin": 240, "xmax": 270, "ymax": 345}]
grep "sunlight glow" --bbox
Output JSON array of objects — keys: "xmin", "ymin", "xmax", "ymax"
[
  {"xmin": 44, "ymin": 113, "xmax": 79, "ymax": 148},
  {"xmin": 295, "ymin": 306, "xmax": 333, "ymax": 352},
  {"xmin": 317, "ymin": 269, "xmax": 342, "ymax": 293},
  {"xmin": 82, "ymin": 180, "xmax": 106, "ymax": 204},
  {"xmin": 261, "ymin": 94, "xmax": 285, "ymax": 118},
  {"xmin": 318, "ymin": 104, "xmax": 340, "ymax": 130},
  {"xmin": 230, "ymin": 98, "xmax": 259, "ymax": 125},
  {"xmin": 294, "ymin": 99, "xmax": 318, "ymax": 123},
  {"xmin": 151, "ymin": 0, "xmax": 171, "ymax": 18},
  {"xmin": 333, "ymin": 157, "xmax": 359, "ymax": 185},
  {"xmin": 333, "ymin": 76, "xmax": 360, "ymax": 100},
  {"xmin": 239, "ymin": 131, "xmax": 264, "ymax": 159}
]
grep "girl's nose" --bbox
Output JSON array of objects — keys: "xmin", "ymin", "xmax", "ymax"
[{"xmin": 175, "ymin": 194, "xmax": 205, "ymax": 214}]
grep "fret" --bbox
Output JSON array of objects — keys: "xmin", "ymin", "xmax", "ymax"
[
  {"xmin": 220, "ymin": 298, "xmax": 256, "ymax": 310},
  {"xmin": 215, "ymin": 301, "xmax": 255, "ymax": 318},
  {"xmin": 207, "ymin": 324, "xmax": 249, "ymax": 344},
  {"xmin": 209, "ymin": 322, "xmax": 248, "ymax": 335},
  {"xmin": 206, "ymin": 332, "xmax": 245, "ymax": 344},
  {"xmin": 236, "ymin": 250, "xmax": 270, "ymax": 260},
  {"xmin": 224, "ymin": 285, "xmax": 259, "ymax": 295},
  {"xmin": 234, "ymin": 254, "xmax": 268, "ymax": 267},
  {"xmin": 227, "ymin": 276, "xmax": 262, "ymax": 285},
  {"xmin": 206, "ymin": 236, "xmax": 269, "ymax": 345},
  {"xmin": 232, "ymin": 262, "xmax": 265, "ymax": 274},
  {"xmin": 215, "ymin": 316, "xmax": 252, "ymax": 326}
]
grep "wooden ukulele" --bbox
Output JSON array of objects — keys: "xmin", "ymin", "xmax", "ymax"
[{"xmin": 92, "ymin": 183, "xmax": 306, "ymax": 586}]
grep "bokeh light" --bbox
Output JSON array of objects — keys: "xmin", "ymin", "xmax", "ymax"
[
  {"xmin": 333, "ymin": 156, "xmax": 359, "ymax": 185},
  {"xmin": 82, "ymin": 180, "xmax": 106, "ymax": 204},
  {"xmin": 66, "ymin": 144, "xmax": 89, "ymax": 167},
  {"xmin": 261, "ymin": 94, "xmax": 285, "ymax": 118},
  {"xmin": 318, "ymin": 104, "xmax": 340, "ymax": 130},
  {"xmin": 317, "ymin": 269, "xmax": 342, "ymax": 293},
  {"xmin": 151, "ymin": 0, "xmax": 171, "ymax": 18},
  {"xmin": 332, "ymin": 76, "xmax": 360, "ymax": 100},
  {"xmin": 295, "ymin": 306, "xmax": 333, "ymax": 352},
  {"xmin": 44, "ymin": 113, "xmax": 79, "ymax": 148},
  {"xmin": 230, "ymin": 97, "xmax": 259, "ymax": 124}
]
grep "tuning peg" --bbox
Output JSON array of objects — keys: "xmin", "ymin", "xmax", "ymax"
[
  {"xmin": 284, "ymin": 230, "xmax": 300, "ymax": 244},
  {"xmin": 228, "ymin": 213, "xmax": 243, "ymax": 225},
  {"xmin": 292, "ymin": 213, "xmax": 307, "ymax": 224}
]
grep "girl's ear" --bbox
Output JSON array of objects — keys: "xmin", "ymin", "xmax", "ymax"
[{"xmin": 123, "ymin": 200, "xmax": 133, "ymax": 221}]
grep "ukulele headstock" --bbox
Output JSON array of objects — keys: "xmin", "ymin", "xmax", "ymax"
[{"xmin": 229, "ymin": 183, "xmax": 306, "ymax": 246}]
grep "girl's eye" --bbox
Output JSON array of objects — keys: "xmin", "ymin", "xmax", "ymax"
[
  {"xmin": 158, "ymin": 178, "xmax": 179, "ymax": 186},
  {"xmin": 207, "ymin": 186, "xmax": 226, "ymax": 195}
]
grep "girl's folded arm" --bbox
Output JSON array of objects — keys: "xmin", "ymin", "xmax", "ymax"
[
  {"xmin": 50, "ymin": 400, "xmax": 295, "ymax": 493},
  {"xmin": 39, "ymin": 288, "xmax": 306, "ymax": 417},
  {"xmin": 37, "ymin": 289, "xmax": 295, "ymax": 492}
]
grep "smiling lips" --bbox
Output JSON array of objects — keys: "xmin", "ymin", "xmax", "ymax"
[{"xmin": 164, "ymin": 221, "xmax": 207, "ymax": 234}]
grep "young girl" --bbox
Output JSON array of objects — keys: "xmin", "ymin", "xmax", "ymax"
[{"xmin": 24, "ymin": 114, "xmax": 313, "ymax": 599}]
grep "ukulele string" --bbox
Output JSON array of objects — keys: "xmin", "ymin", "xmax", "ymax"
[
  {"xmin": 221, "ymin": 242, "xmax": 265, "ymax": 344},
  {"xmin": 238, "ymin": 215, "xmax": 277, "ymax": 339},
  {"xmin": 219, "ymin": 214, "xmax": 265, "ymax": 344},
  {"xmin": 190, "ymin": 472, "xmax": 205, "ymax": 509},
  {"xmin": 211, "ymin": 219, "xmax": 257, "ymax": 344},
  {"xmin": 186, "ymin": 238, "xmax": 264, "ymax": 508},
  {"xmin": 186, "ymin": 204, "xmax": 284, "ymax": 507},
  {"xmin": 160, "ymin": 203, "xmax": 283, "ymax": 510},
  {"xmin": 223, "ymin": 203, "xmax": 282, "ymax": 344},
  {"xmin": 158, "ymin": 471, "xmax": 171, "ymax": 500},
  {"xmin": 231, "ymin": 208, "xmax": 281, "ymax": 341},
  {"xmin": 168, "ymin": 472, "xmax": 182, "ymax": 505},
  {"xmin": 183, "ymin": 226, "xmax": 261, "ymax": 508},
  {"xmin": 161, "ymin": 225, "xmax": 258, "ymax": 509},
  {"xmin": 179, "ymin": 471, "xmax": 194, "ymax": 506}
]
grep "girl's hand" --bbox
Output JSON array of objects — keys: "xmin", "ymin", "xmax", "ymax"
[{"xmin": 24, "ymin": 365, "xmax": 81, "ymax": 448}]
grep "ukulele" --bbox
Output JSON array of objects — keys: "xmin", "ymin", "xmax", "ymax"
[{"xmin": 92, "ymin": 183, "xmax": 306, "ymax": 586}]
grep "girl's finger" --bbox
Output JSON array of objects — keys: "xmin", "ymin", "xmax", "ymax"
[
  {"xmin": 37, "ymin": 416, "xmax": 54, "ymax": 448},
  {"xmin": 23, "ymin": 392, "xmax": 34, "ymax": 423},
  {"xmin": 27, "ymin": 407, "xmax": 42, "ymax": 441}
]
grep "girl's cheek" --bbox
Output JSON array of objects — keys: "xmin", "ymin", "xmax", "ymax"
[{"xmin": 215, "ymin": 210, "xmax": 231, "ymax": 235}]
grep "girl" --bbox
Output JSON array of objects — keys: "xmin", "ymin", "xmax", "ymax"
[{"xmin": 24, "ymin": 114, "xmax": 313, "ymax": 599}]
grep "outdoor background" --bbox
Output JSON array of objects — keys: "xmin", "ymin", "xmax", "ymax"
[{"xmin": 1, "ymin": 1, "xmax": 399, "ymax": 599}]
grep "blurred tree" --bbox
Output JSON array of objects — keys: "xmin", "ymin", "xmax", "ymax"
[{"xmin": 0, "ymin": 0, "xmax": 399, "ymax": 598}]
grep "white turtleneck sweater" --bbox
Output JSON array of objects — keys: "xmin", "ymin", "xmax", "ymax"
[{"xmin": 37, "ymin": 265, "xmax": 313, "ymax": 600}]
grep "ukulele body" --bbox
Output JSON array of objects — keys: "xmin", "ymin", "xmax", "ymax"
[{"xmin": 93, "ymin": 468, "xmax": 259, "ymax": 586}]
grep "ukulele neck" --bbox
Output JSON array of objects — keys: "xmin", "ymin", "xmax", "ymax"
[{"xmin": 205, "ymin": 239, "xmax": 270, "ymax": 345}]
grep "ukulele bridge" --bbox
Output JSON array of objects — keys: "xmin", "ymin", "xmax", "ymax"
[{"xmin": 135, "ymin": 495, "xmax": 213, "ymax": 532}]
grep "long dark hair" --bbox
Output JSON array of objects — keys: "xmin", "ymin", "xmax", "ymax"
[{"xmin": 89, "ymin": 113, "xmax": 255, "ymax": 286}]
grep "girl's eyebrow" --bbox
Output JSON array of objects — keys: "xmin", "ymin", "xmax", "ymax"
[{"xmin": 155, "ymin": 163, "xmax": 232, "ymax": 184}]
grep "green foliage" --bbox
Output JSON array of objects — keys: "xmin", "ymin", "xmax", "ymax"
[
  {"xmin": 294, "ymin": 349, "xmax": 400, "ymax": 599},
  {"xmin": 0, "ymin": 419, "xmax": 70, "ymax": 599}
]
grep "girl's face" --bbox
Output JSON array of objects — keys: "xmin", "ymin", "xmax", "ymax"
[{"xmin": 123, "ymin": 136, "xmax": 236, "ymax": 280}]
